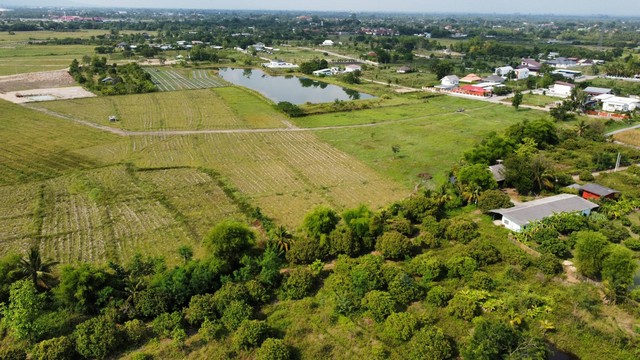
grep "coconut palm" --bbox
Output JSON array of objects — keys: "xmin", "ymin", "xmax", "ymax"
[
  {"xmin": 269, "ymin": 225, "xmax": 293, "ymax": 253},
  {"xmin": 16, "ymin": 246, "xmax": 58, "ymax": 291}
]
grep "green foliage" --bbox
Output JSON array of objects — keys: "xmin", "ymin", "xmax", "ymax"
[
  {"xmin": 467, "ymin": 240, "xmax": 502, "ymax": 266},
  {"xmin": 623, "ymin": 238, "xmax": 640, "ymax": 251},
  {"xmin": 276, "ymin": 101, "xmax": 304, "ymax": 117},
  {"xmin": 361, "ymin": 290, "xmax": 396, "ymax": 322},
  {"xmin": 0, "ymin": 253, "xmax": 21, "ymax": 303},
  {"xmin": 286, "ymin": 237, "xmax": 327, "ymax": 265},
  {"xmin": 375, "ymin": 231, "xmax": 414, "ymax": 259},
  {"xmin": 212, "ymin": 282, "xmax": 250, "ymax": 313},
  {"xmin": 407, "ymin": 327, "xmax": 454, "ymax": 360},
  {"xmin": 464, "ymin": 133, "xmax": 516, "ymax": 166},
  {"xmin": 302, "ymin": 206, "xmax": 340, "ymax": 241},
  {"xmin": 532, "ymin": 226, "xmax": 570, "ymax": 258},
  {"xmin": 512, "ymin": 90, "xmax": 523, "ymax": 109},
  {"xmin": 597, "ymin": 222, "xmax": 630, "ymax": 243},
  {"xmin": 446, "ymin": 256, "xmax": 477, "ymax": 279},
  {"xmin": 469, "ymin": 272, "xmax": 496, "ymax": 291},
  {"xmin": 384, "ymin": 216, "xmax": 415, "ymax": 236},
  {"xmin": 171, "ymin": 328, "xmax": 187, "ymax": 350},
  {"xmin": 131, "ymin": 353, "xmax": 153, "ymax": 360},
  {"xmin": 299, "ymin": 58, "xmax": 329, "ymax": 74},
  {"xmin": 0, "ymin": 346, "xmax": 26, "ymax": 360},
  {"xmin": 383, "ymin": 312, "xmax": 418, "ymax": 342},
  {"xmin": 447, "ymin": 289, "xmax": 489, "ymax": 321},
  {"xmin": 255, "ymin": 338, "xmax": 290, "ymax": 360},
  {"xmin": 31, "ymin": 336, "xmax": 75, "ymax": 360},
  {"xmin": 388, "ymin": 273, "xmax": 423, "ymax": 306},
  {"xmin": 536, "ymin": 253, "xmax": 563, "ymax": 275},
  {"xmin": 602, "ymin": 245, "xmax": 637, "ymax": 297},
  {"xmin": 281, "ymin": 267, "xmax": 315, "ymax": 300},
  {"xmin": 199, "ymin": 318, "xmax": 225, "ymax": 341},
  {"xmin": 1, "ymin": 280, "xmax": 44, "ymax": 342},
  {"xmin": 477, "ymin": 190, "xmax": 513, "ymax": 213},
  {"xmin": 123, "ymin": 319, "xmax": 148, "ymax": 346},
  {"xmin": 152, "ymin": 312, "xmax": 184, "ymax": 339},
  {"xmin": 73, "ymin": 316, "xmax": 121, "ymax": 360},
  {"xmin": 410, "ymin": 254, "xmax": 445, "ymax": 281},
  {"xmin": 457, "ymin": 164, "xmax": 498, "ymax": 191},
  {"xmin": 579, "ymin": 170, "xmax": 595, "ymax": 181},
  {"xmin": 203, "ymin": 220, "xmax": 256, "ymax": 263},
  {"xmin": 426, "ymin": 286, "xmax": 452, "ymax": 307},
  {"xmin": 54, "ymin": 263, "xmax": 115, "ymax": 315},
  {"xmin": 221, "ymin": 300, "xmax": 253, "ymax": 331},
  {"xmin": 232, "ymin": 319, "xmax": 270, "ymax": 350},
  {"xmin": 443, "ymin": 218, "xmax": 479, "ymax": 244},
  {"xmin": 185, "ymin": 293, "xmax": 217, "ymax": 326},
  {"xmin": 462, "ymin": 318, "xmax": 519, "ymax": 360},
  {"xmin": 328, "ymin": 223, "xmax": 363, "ymax": 257},
  {"xmin": 574, "ymin": 230, "xmax": 610, "ymax": 278}
]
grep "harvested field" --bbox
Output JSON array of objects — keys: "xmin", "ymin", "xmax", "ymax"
[
  {"xmin": 0, "ymin": 86, "xmax": 96, "ymax": 104},
  {"xmin": 146, "ymin": 68, "xmax": 226, "ymax": 91},
  {"xmin": 0, "ymin": 69, "xmax": 75, "ymax": 92},
  {"xmin": 35, "ymin": 87, "xmax": 286, "ymax": 130}
]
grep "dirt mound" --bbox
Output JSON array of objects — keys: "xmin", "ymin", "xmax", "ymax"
[{"xmin": 0, "ymin": 69, "xmax": 75, "ymax": 93}]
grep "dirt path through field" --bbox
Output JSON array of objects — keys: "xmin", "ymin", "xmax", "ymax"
[{"xmin": 27, "ymin": 103, "xmax": 497, "ymax": 137}]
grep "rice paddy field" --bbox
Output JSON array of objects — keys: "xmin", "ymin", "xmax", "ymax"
[
  {"xmin": 34, "ymin": 87, "xmax": 287, "ymax": 130},
  {"xmin": 146, "ymin": 68, "xmax": 226, "ymax": 91}
]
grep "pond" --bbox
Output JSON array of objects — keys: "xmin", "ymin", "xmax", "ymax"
[{"xmin": 218, "ymin": 68, "xmax": 375, "ymax": 105}]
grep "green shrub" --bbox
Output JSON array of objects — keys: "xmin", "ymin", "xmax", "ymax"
[
  {"xmin": 408, "ymin": 327, "xmax": 453, "ymax": 360},
  {"xmin": 131, "ymin": 354, "xmax": 153, "ymax": 360},
  {"xmin": 426, "ymin": 286, "xmax": 451, "ymax": 307},
  {"xmin": 468, "ymin": 272, "xmax": 496, "ymax": 291},
  {"xmin": 281, "ymin": 268, "xmax": 315, "ymax": 300},
  {"xmin": 623, "ymin": 238, "xmax": 640, "ymax": 251},
  {"xmin": 232, "ymin": 320, "xmax": 270, "ymax": 350},
  {"xmin": 361, "ymin": 290, "xmax": 396, "ymax": 322},
  {"xmin": 477, "ymin": 190, "xmax": 513, "ymax": 214},
  {"xmin": 152, "ymin": 312, "xmax": 183, "ymax": 339},
  {"xmin": 579, "ymin": 170, "xmax": 594, "ymax": 181},
  {"xmin": 383, "ymin": 312, "xmax": 418, "ymax": 342},
  {"xmin": 203, "ymin": 220, "xmax": 256, "ymax": 263},
  {"xmin": 73, "ymin": 316, "xmax": 122, "ymax": 360},
  {"xmin": 212, "ymin": 282, "xmax": 250, "ymax": 313},
  {"xmin": 185, "ymin": 294, "xmax": 217, "ymax": 326},
  {"xmin": 388, "ymin": 273, "xmax": 423, "ymax": 306},
  {"xmin": 375, "ymin": 231, "xmax": 414, "ymax": 260},
  {"xmin": 447, "ymin": 289, "xmax": 488, "ymax": 321},
  {"xmin": 31, "ymin": 336, "xmax": 74, "ymax": 360},
  {"xmin": 0, "ymin": 346, "xmax": 26, "ymax": 360},
  {"xmin": 122, "ymin": 319, "xmax": 148, "ymax": 346},
  {"xmin": 598, "ymin": 222, "xmax": 630, "ymax": 243},
  {"xmin": 444, "ymin": 218, "xmax": 479, "ymax": 244},
  {"xmin": 410, "ymin": 254, "xmax": 445, "ymax": 281},
  {"xmin": 467, "ymin": 240, "xmax": 501, "ymax": 266},
  {"xmin": 171, "ymin": 328, "xmax": 187, "ymax": 350},
  {"xmin": 286, "ymin": 237, "xmax": 327, "ymax": 264},
  {"xmin": 246, "ymin": 280, "xmax": 270, "ymax": 304},
  {"xmin": 631, "ymin": 224, "xmax": 640, "ymax": 235},
  {"xmin": 255, "ymin": 338, "xmax": 290, "ymax": 360},
  {"xmin": 221, "ymin": 300, "xmax": 253, "ymax": 331},
  {"xmin": 384, "ymin": 216, "xmax": 415, "ymax": 236},
  {"xmin": 446, "ymin": 256, "xmax": 477, "ymax": 279},
  {"xmin": 535, "ymin": 253, "xmax": 563, "ymax": 275},
  {"xmin": 199, "ymin": 318, "xmax": 225, "ymax": 341}
]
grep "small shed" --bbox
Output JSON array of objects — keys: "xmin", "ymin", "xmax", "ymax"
[
  {"xmin": 581, "ymin": 183, "xmax": 619, "ymax": 200},
  {"xmin": 397, "ymin": 66, "xmax": 412, "ymax": 74},
  {"xmin": 488, "ymin": 163, "xmax": 506, "ymax": 183},
  {"xmin": 108, "ymin": 116, "xmax": 118, "ymax": 122}
]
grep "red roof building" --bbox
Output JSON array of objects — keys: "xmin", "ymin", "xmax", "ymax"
[{"xmin": 454, "ymin": 85, "xmax": 492, "ymax": 97}]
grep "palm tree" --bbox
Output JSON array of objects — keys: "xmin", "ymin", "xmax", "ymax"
[
  {"xmin": 269, "ymin": 225, "xmax": 293, "ymax": 253},
  {"xmin": 17, "ymin": 247, "xmax": 58, "ymax": 291},
  {"xmin": 575, "ymin": 119, "xmax": 589, "ymax": 137}
]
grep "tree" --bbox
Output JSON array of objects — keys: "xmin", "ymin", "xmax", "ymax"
[
  {"xmin": 0, "ymin": 253, "xmax": 21, "ymax": 303},
  {"xmin": 281, "ymin": 267, "xmax": 315, "ymax": 300},
  {"xmin": 361, "ymin": 290, "xmax": 396, "ymax": 322},
  {"xmin": 408, "ymin": 327, "xmax": 454, "ymax": 360},
  {"xmin": 74, "ymin": 316, "xmax": 122, "ymax": 360},
  {"xmin": 16, "ymin": 247, "xmax": 58, "ymax": 291},
  {"xmin": 275, "ymin": 102, "xmax": 303, "ymax": 117},
  {"xmin": 184, "ymin": 294, "xmax": 217, "ymax": 326},
  {"xmin": 31, "ymin": 336, "xmax": 75, "ymax": 360},
  {"xmin": 512, "ymin": 90, "xmax": 523, "ymax": 110},
  {"xmin": 574, "ymin": 231, "xmax": 610, "ymax": 278},
  {"xmin": 54, "ymin": 263, "xmax": 114, "ymax": 315},
  {"xmin": 375, "ymin": 231, "xmax": 414, "ymax": 260},
  {"xmin": 0, "ymin": 280, "xmax": 44, "ymax": 341},
  {"xmin": 477, "ymin": 190, "xmax": 513, "ymax": 213},
  {"xmin": 221, "ymin": 300, "xmax": 253, "ymax": 331},
  {"xmin": 431, "ymin": 59, "xmax": 454, "ymax": 79},
  {"xmin": 268, "ymin": 225, "xmax": 293, "ymax": 253},
  {"xmin": 177, "ymin": 245, "xmax": 193, "ymax": 264},
  {"xmin": 203, "ymin": 220, "xmax": 256, "ymax": 263},
  {"xmin": 302, "ymin": 206, "xmax": 340, "ymax": 241},
  {"xmin": 457, "ymin": 164, "xmax": 498, "ymax": 192},
  {"xmin": 233, "ymin": 320, "xmax": 270, "ymax": 350},
  {"xmin": 383, "ymin": 312, "xmax": 418, "ymax": 342},
  {"xmin": 462, "ymin": 318, "xmax": 521, "ymax": 360},
  {"xmin": 602, "ymin": 245, "xmax": 637, "ymax": 298},
  {"xmin": 256, "ymin": 338, "xmax": 290, "ymax": 360}
]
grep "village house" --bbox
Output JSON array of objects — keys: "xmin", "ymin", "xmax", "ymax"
[
  {"xmin": 579, "ymin": 183, "xmax": 620, "ymax": 201},
  {"xmin": 520, "ymin": 58, "xmax": 542, "ymax": 72},
  {"xmin": 488, "ymin": 163, "xmax": 506, "ymax": 184},
  {"xmin": 312, "ymin": 68, "xmax": 335, "ymax": 76},
  {"xmin": 440, "ymin": 75, "xmax": 460, "ymax": 88},
  {"xmin": 596, "ymin": 94, "xmax": 640, "ymax": 112},
  {"xmin": 344, "ymin": 64, "xmax": 362, "ymax": 73},
  {"xmin": 263, "ymin": 59, "xmax": 299, "ymax": 69},
  {"xmin": 514, "ymin": 67, "xmax": 530, "ymax": 80},
  {"xmin": 321, "ymin": 39, "xmax": 334, "ymax": 46},
  {"xmin": 460, "ymin": 73, "xmax": 482, "ymax": 83},
  {"xmin": 454, "ymin": 85, "xmax": 492, "ymax": 97},
  {"xmin": 583, "ymin": 86, "xmax": 612, "ymax": 96},
  {"xmin": 490, "ymin": 194, "xmax": 599, "ymax": 232},
  {"xmin": 397, "ymin": 66, "xmax": 412, "ymax": 74},
  {"xmin": 550, "ymin": 81, "xmax": 575, "ymax": 97},
  {"xmin": 482, "ymin": 75, "xmax": 506, "ymax": 84},
  {"xmin": 494, "ymin": 65, "xmax": 514, "ymax": 78}
]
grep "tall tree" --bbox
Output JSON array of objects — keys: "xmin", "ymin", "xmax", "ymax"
[
  {"xmin": 512, "ymin": 90, "xmax": 523, "ymax": 110},
  {"xmin": 17, "ymin": 247, "xmax": 58, "ymax": 291}
]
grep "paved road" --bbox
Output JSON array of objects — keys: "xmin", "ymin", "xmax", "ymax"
[{"xmin": 605, "ymin": 123, "xmax": 640, "ymax": 136}]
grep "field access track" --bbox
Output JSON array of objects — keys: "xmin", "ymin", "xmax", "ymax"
[{"xmin": 146, "ymin": 68, "xmax": 226, "ymax": 91}]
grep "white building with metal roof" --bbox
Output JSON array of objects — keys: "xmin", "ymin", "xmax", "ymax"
[{"xmin": 490, "ymin": 194, "xmax": 598, "ymax": 232}]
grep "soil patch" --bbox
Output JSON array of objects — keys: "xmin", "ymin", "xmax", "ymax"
[
  {"xmin": 0, "ymin": 69, "xmax": 75, "ymax": 93},
  {"xmin": 0, "ymin": 86, "xmax": 95, "ymax": 104}
]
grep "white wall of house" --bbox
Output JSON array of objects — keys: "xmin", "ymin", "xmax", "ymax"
[
  {"xmin": 552, "ymin": 83, "xmax": 574, "ymax": 97},
  {"xmin": 501, "ymin": 216, "xmax": 523, "ymax": 232},
  {"xmin": 602, "ymin": 98, "xmax": 640, "ymax": 112},
  {"xmin": 441, "ymin": 76, "xmax": 459, "ymax": 87},
  {"xmin": 494, "ymin": 66, "xmax": 514, "ymax": 77},
  {"xmin": 514, "ymin": 68, "xmax": 530, "ymax": 80}
]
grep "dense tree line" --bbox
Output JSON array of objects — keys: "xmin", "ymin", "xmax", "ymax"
[{"xmin": 69, "ymin": 58, "xmax": 157, "ymax": 95}]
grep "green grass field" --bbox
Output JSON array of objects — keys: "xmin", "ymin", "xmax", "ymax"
[
  {"xmin": 146, "ymin": 68, "xmax": 226, "ymax": 91},
  {"xmin": 34, "ymin": 87, "xmax": 287, "ymax": 131},
  {"xmin": 0, "ymin": 44, "xmax": 96, "ymax": 75}
]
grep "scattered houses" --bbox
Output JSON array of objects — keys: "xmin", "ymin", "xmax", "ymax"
[
  {"xmin": 513, "ymin": 67, "xmax": 530, "ymax": 80},
  {"xmin": 344, "ymin": 64, "xmax": 362, "ymax": 73},
  {"xmin": 263, "ymin": 59, "xmax": 299, "ymax": 69},
  {"xmin": 583, "ymin": 86, "xmax": 612, "ymax": 96},
  {"xmin": 482, "ymin": 75, "xmax": 506, "ymax": 84},
  {"xmin": 490, "ymin": 194, "xmax": 599, "ymax": 232},
  {"xmin": 453, "ymin": 84, "xmax": 492, "ymax": 97},
  {"xmin": 321, "ymin": 39, "xmax": 335, "ymax": 46},
  {"xmin": 494, "ymin": 65, "xmax": 514, "ymax": 78},
  {"xmin": 312, "ymin": 68, "xmax": 336, "ymax": 76},
  {"xmin": 550, "ymin": 81, "xmax": 575, "ymax": 97},
  {"xmin": 519, "ymin": 58, "xmax": 542, "ymax": 72}
]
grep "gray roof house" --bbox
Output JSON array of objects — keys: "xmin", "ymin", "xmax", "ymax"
[
  {"xmin": 490, "ymin": 194, "xmax": 598, "ymax": 232},
  {"xmin": 488, "ymin": 163, "xmax": 506, "ymax": 182},
  {"xmin": 581, "ymin": 183, "xmax": 620, "ymax": 199},
  {"xmin": 583, "ymin": 86, "xmax": 612, "ymax": 96}
]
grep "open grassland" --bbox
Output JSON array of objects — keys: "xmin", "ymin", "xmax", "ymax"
[
  {"xmin": 0, "ymin": 30, "xmax": 150, "ymax": 43},
  {"xmin": 146, "ymin": 67, "xmax": 226, "ymax": 91},
  {"xmin": 34, "ymin": 87, "xmax": 287, "ymax": 130},
  {"xmin": 0, "ymin": 44, "xmax": 95, "ymax": 75},
  {"xmin": 517, "ymin": 93, "xmax": 559, "ymax": 107},
  {"xmin": 613, "ymin": 128, "xmax": 640, "ymax": 147},
  {"xmin": 0, "ymin": 99, "xmax": 117, "ymax": 186},
  {"xmin": 310, "ymin": 100, "xmax": 548, "ymax": 187}
]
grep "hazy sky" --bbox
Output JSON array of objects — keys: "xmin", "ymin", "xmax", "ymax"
[{"xmin": 74, "ymin": 0, "xmax": 639, "ymax": 16}]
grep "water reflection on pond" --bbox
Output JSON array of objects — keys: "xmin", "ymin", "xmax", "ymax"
[{"xmin": 218, "ymin": 68, "xmax": 375, "ymax": 105}]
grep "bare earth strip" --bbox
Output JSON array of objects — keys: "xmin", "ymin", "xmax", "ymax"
[
  {"xmin": 0, "ymin": 86, "xmax": 96, "ymax": 104},
  {"xmin": 0, "ymin": 69, "xmax": 75, "ymax": 92}
]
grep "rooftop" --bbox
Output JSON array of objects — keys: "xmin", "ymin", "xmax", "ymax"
[
  {"xmin": 581, "ymin": 183, "xmax": 619, "ymax": 197},
  {"xmin": 490, "ymin": 194, "xmax": 598, "ymax": 227}
]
